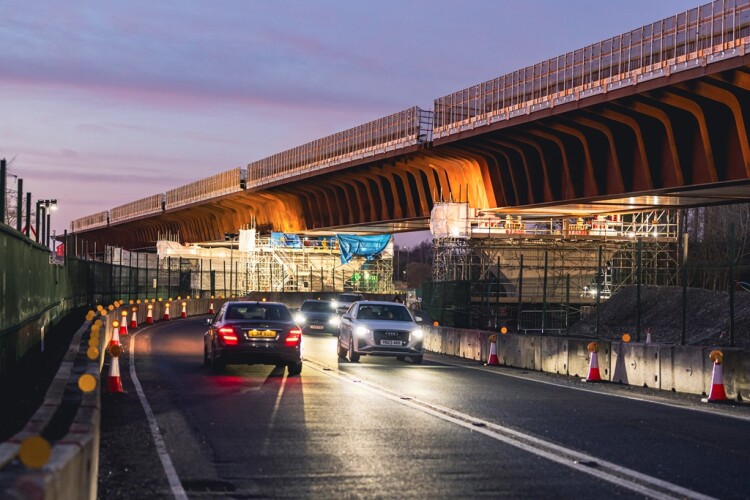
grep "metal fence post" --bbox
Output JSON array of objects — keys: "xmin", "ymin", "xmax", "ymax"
[
  {"xmin": 542, "ymin": 250, "xmax": 548, "ymax": 335},
  {"xmin": 596, "ymin": 245, "xmax": 602, "ymax": 337},
  {"xmin": 636, "ymin": 239, "xmax": 642, "ymax": 342},
  {"xmin": 0, "ymin": 158, "xmax": 6, "ymax": 224},
  {"xmin": 729, "ymin": 223, "xmax": 735, "ymax": 347}
]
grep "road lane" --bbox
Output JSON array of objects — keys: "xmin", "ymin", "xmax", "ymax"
[{"xmin": 102, "ymin": 319, "xmax": 749, "ymax": 498}]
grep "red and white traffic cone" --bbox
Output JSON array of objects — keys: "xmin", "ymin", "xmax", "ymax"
[
  {"xmin": 585, "ymin": 342, "xmax": 602, "ymax": 382},
  {"xmin": 106, "ymin": 344, "xmax": 125, "ymax": 393},
  {"xmin": 164, "ymin": 303, "xmax": 171, "ymax": 321},
  {"xmin": 209, "ymin": 301, "xmax": 214, "ymax": 315},
  {"xmin": 703, "ymin": 350, "xmax": 728, "ymax": 402},
  {"xmin": 180, "ymin": 302, "xmax": 187, "ymax": 319},
  {"xmin": 130, "ymin": 309, "xmax": 138, "ymax": 329},
  {"xmin": 119, "ymin": 311, "xmax": 129, "ymax": 336},
  {"xmin": 485, "ymin": 335, "xmax": 500, "ymax": 366},
  {"xmin": 109, "ymin": 321, "xmax": 121, "ymax": 350},
  {"xmin": 146, "ymin": 305, "xmax": 154, "ymax": 324}
]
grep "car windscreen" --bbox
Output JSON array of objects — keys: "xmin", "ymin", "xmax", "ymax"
[
  {"xmin": 226, "ymin": 304, "xmax": 292, "ymax": 321},
  {"xmin": 338, "ymin": 294, "xmax": 362, "ymax": 302},
  {"xmin": 301, "ymin": 301, "xmax": 334, "ymax": 313},
  {"xmin": 357, "ymin": 304, "xmax": 412, "ymax": 322}
]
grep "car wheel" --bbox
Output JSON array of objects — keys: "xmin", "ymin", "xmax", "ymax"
[
  {"xmin": 410, "ymin": 355, "xmax": 423, "ymax": 365},
  {"xmin": 210, "ymin": 345, "xmax": 225, "ymax": 373},
  {"xmin": 396, "ymin": 355, "xmax": 405, "ymax": 361},
  {"xmin": 287, "ymin": 362, "xmax": 302, "ymax": 376},
  {"xmin": 348, "ymin": 337, "xmax": 360, "ymax": 363},
  {"xmin": 337, "ymin": 337, "xmax": 348, "ymax": 358}
]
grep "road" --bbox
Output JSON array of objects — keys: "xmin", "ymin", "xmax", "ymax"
[{"xmin": 99, "ymin": 318, "xmax": 750, "ymax": 499}]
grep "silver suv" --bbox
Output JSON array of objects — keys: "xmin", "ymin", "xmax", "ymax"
[{"xmin": 337, "ymin": 300, "xmax": 425, "ymax": 364}]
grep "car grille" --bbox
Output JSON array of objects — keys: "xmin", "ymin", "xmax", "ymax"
[{"xmin": 373, "ymin": 329, "xmax": 411, "ymax": 343}]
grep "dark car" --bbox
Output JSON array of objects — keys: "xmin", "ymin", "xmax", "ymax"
[
  {"xmin": 337, "ymin": 300, "xmax": 425, "ymax": 364},
  {"xmin": 204, "ymin": 301, "xmax": 302, "ymax": 375},
  {"xmin": 333, "ymin": 292, "xmax": 365, "ymax": 315},
  {"xmin": 294, "ymin": 299, "xmax": 340, "ymax": 335}
]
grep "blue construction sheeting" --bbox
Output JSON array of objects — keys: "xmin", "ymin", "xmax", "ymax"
[
  {"xmin": 337, "ymin": 234, "xmax": 391, "ymax": 264},
  {"xmin": 270, "ymin": 232, "xmax": 302, "ymax": 248}
]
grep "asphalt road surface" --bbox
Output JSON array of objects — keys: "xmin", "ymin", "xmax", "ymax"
[{"xmin": 99, "ymin": 318, "xmax": 750, "ymax": 499}]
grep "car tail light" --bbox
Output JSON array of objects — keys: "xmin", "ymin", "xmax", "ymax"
[
  {"xmin": 218, "ymin": 326, "xmax": 238, "ymax": 346},
  {"xmin": 285, "ymin": 327, "xmax": 302, "ymax": 346}
]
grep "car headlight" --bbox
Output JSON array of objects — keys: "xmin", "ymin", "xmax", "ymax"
[
  {"xmin": 294, "ymin": 313, "xmax": 306, "ymax": 324},
  {"xmin": 331, "ymin": 301, "xmax": 339, "ymax": 310},
  {"xmin": 328, "ymin": 316, "xmax": 340, "ymax": 326},
  {"xmin": 355, "ymin": 326, "xmax": 371, "ymax": 338},
  {"xmin": 411, "ymin": 328, "xmax": 424, "ymax": 339}
]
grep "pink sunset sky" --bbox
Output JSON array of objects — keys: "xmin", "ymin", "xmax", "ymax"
[{"xmin": 1, "ymin": 0, "xmax": 701, "ymax": 246}]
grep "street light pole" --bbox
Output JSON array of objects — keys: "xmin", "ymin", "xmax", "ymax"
[{"xmin": 224, "ymin": 232, "xmax": 238, "ymax": 296}]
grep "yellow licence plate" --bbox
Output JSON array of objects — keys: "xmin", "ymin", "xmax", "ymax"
[{"xmin": 247, "ymin": 329, "xmax": 276, "ymax": 338}]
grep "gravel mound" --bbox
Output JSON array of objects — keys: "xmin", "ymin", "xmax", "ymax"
[{"xmin": 568, "ymin": 285, "xmax": 750, "ymax": 347}]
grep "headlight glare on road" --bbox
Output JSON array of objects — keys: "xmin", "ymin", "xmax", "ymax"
[
  {"xmin": 294, "ymin": 313, "xmax": 306, "ymax": 324},
  {"xmin": 355, "ymin": 326, "xmax": 371, "ymax": 338},
  {"xmin": 411, "ymin": 328, "xmax": 424, "ymax": 339}
]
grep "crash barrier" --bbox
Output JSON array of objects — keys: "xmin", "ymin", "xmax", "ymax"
[
  {"xmin": 424, "ymin": 326, "xmax": 750, "ymax": 400},
  {"xmin": 0, "ymin": 319, "xmax": 99, "ymax": 499},
  {"xmin": 0, "ymin": 297, "xmax": 229, "ymax": 499}
]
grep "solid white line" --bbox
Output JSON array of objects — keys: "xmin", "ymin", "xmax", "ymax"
[
  {"xmin": 307, "ymin": 361, "xmax": 716, "ymax": 500},
  {"xmin": 129, "ymin": 331, "xmax": 188, "ymax": 500}
]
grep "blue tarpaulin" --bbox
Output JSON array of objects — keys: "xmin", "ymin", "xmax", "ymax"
[
  {"xmin": 337, "ymin": 234, "xmax": 391, "ymax": 264},
  {"xmin": 271, "ymin": 232, "xmax": 302, "ymax": 248}
]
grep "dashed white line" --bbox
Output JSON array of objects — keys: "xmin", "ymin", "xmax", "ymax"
[{"xmin": 306, "ymin": 359, "xmax": 716, "ymax": 500}]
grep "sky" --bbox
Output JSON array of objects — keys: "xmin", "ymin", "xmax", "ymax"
[{"xmin": 0, "ymin": 0, "xmax": 703, "ymax": 246}]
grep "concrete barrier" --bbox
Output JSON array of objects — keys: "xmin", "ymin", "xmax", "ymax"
[
  {"xmin": 0, "ymin": 296, "xmax": 231, "ymax": 499},
  {"xmin": 424, "ymin": 326, "xmax": 748, "ymax": 398}
]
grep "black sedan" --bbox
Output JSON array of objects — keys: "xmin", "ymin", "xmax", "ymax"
[
  {"xmin": 294, "ymin": 299, "xmax": 340, "ymax": 335},
  {"xmin": 204, "ymin": 301, "xmax": 302, "ymax": 375}
]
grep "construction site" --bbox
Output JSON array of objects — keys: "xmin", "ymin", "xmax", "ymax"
[{"xmin": 424, "ymin": 202, "xmax": 680, "ymax": 331}]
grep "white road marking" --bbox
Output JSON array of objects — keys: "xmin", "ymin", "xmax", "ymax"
[
  {"xmin": 129, "ymin": 330, "xmax": 188, "ymax": 500},
  {"xmin": 306, "ymin": 360, "xmax": 716, "ymax": 500}
]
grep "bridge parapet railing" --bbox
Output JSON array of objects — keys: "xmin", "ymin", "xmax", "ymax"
[
  {"xmin": 434, "ymin": 0, "xmax": 750, "ymax": 138},
  {"xmin": 246, "ymin": 106, "xmax": 433, "ymax": 189},
  {"xmin": 71, "ymin": 210, "xmax": 109, "ymax": 232},
  {"xmin": 110, "ymin": 193, "xmax": 164, "ymax": 224},
  {"xmin": 165, "ymin": 167, "xmax": 245, "ymax": 210}
]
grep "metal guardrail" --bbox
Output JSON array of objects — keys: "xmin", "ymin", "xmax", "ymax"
[
  {"xmin": 519, "ymin": 309, "xmax": 568, "ymax": 334},
  {"xmin": 434, "ymin": 0, "xmax": 750, "ymax": 137},
  {"xmin": 246, "ymin": 106, "xmax": 433, "ymax": 189}
]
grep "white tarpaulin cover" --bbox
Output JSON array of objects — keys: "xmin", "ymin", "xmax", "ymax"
[
  {"xmin": 239, "ymin": 228, "xmax": 256, "ymax": 252},
  {"xmin": 430, "ymin": 202, "xmax": 469, "ymax": 239}
]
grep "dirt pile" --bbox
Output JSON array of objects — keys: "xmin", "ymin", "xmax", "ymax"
[{"xmin": 568, "ymin": 285, "xmax": 750, "ymax": 347}]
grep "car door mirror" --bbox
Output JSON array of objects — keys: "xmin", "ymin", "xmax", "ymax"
[
  {"xmin": 414, "ymin": 316, "xmax": 423, "ymax": 324},
  {"xmin": 342, "ymin": 313, "xmax": 352, "ymax": 320},
  {"xmin": 203, "ymin": 318, "xmax": 212, "ymax": 326}
]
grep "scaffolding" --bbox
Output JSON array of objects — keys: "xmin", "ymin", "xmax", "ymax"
[
  {"xmin": 431, "ymin": 203, "xmax": 679, "ymax": 305},
  {"xmin": 102, "ymin": 234, "xmax": 395, "ymax": 298}
]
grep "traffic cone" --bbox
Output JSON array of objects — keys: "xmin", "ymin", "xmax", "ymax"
[
  {"xmin": 146, "ymin": 305, "xmax": 154, "ymax": 324},
  {"xmin": 164, "ymin": 303, "xmax": 171, "ymax": 321},
  {"xmin": 119, "ymin": 311, "xmax": 129, "ymax": 336},
  {"xmin": 109, "ymin": 321, "xmax": 121, "ymax": 350},
  {"xmin": 584, "ymin": 342, "xmax": 602, "ymax": 382},
  {"xmin": 703, "ymin": 350, "xmax": 728, "ymax": 402},
  {"xmin": 130, "ymin": 309, "xmax": 138, "ymax": 329},
  {"xmin": 180, "ymin": 302, "xmax": 187, "ymax": 319},
  {"xmin": 485, "ymin": 335, "xmax": 500, "ymax": 366},
  {"xmin": 209, "ymin": 301, "xmax": 214, "ymax": 315},
  {"xmin": 106, "ymin": 343, "xmax": 125, "ymax": 393}
]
